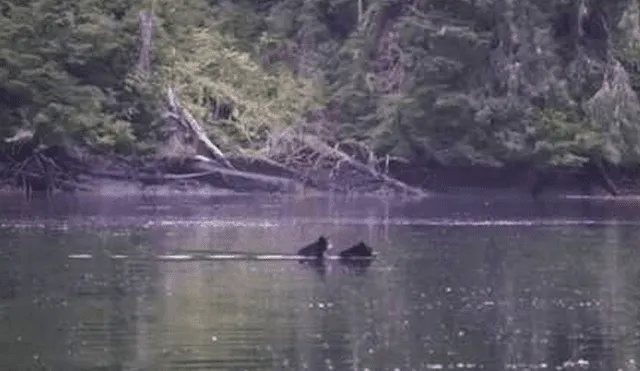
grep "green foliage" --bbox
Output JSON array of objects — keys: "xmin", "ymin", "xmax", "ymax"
[
  {"xmin": 0, "ymin": 0, "xmax": 322, "ymax": 156},
  {"xmin": 313, "ymin": 0, "xmax": 640, "ymax": 167},
  {"xmin": 531, "ymin": 110, "xmax": 603, "ymax": 166},
  {"xmin": 0, "ymin": 0, "xmax": 139, "ymax": 149},
  {"xmin": 2, "ymin": 0, "xmax": 640, "ymax": 169},
  {"xmin": 146, "ymin": 0, "xmax": 324, "ymax": 152}
]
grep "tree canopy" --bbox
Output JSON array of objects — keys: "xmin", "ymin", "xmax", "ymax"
[{"xmin": 2, "ymin": 0, "xmax": 640, "ymax": 168}]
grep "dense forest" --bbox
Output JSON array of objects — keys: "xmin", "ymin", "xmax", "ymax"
[{"xmin": 1, "ymin": 0, "xmax": 640, "ymax": 195}]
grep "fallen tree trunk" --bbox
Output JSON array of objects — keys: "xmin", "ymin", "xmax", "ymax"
[
  {"xmin": 228, "ymin": 153, "xmax": 321, "ymax": 187},
  {"xmin": 185, "ymin": 156, "xmax": 302, "ymax": 192},
  {"xmin": 86, "ymin": 155, "xmax": 303, "ymax": 193},
  {"xmin": 165, "ymin": 86, "xmax": 234, "ymax": 169},
  {"xmin": 298, "ymin": 135, "xmax": 428, "ymax": 197}
]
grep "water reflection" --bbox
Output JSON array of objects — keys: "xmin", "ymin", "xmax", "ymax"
[
  {"xmin": 336, "ymin": 259, "xmax": 374, "ymax": 276},
  {"xmin": 0, "ymin": 195, "xmax": 640, "ymax": 370},
  {"xmin": 298, "ymin": 259, "xmax": 329, "ymax": 280}
]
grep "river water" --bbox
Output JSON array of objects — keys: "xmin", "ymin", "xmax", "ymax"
[{"xmin": 1, "ymin": 193, "xmax": 640, "ymax": 371}]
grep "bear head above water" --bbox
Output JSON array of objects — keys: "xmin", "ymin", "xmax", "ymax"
[{"xmin": 297, "ymin": 236, "xmax": 332, "ymax": 259}]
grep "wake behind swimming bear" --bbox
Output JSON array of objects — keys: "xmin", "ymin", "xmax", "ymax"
[
  {"xmin": 339, "ymin": 242, "xmax": 375, "ymax": 258},
  {"xmin": 297, "ymin": 236, "xmax": 332, "ymax": 259}
]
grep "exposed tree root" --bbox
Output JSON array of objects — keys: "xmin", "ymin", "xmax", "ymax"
[{"xmin": 0, "ymin": 138, "xmax": 87, "ymax": 198}]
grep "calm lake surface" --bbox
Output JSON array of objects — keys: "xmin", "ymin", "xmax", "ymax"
[{"xmin": 1, "ymin": 193, "xmax": 640, "ymax": 371}]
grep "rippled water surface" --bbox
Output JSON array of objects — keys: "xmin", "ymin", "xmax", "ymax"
[{"xmin": 1, "ymin": 193, "xmax": 640, "ymax": 370}]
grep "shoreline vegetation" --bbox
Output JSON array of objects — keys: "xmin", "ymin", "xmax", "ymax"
[
  {"xmin": 1, "ymin": 130, "xmax": 637, "ymax": 198},
  {"xmin": 3, "ymin": 1, "xmax": 640, "ymax": 198}
]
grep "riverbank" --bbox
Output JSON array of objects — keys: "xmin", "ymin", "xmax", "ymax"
[{"xmin": 3, "ymin": 146, "xmax": 640, "ymax": 198}]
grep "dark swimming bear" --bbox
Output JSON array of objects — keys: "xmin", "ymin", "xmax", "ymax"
[
  {"xmin": 297, "ymin": 236, "xmax": 332, "ymax": 259},
  {"xmin": 339, "ymin": 242, "xmax": 375, "ymax": 259}
]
